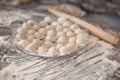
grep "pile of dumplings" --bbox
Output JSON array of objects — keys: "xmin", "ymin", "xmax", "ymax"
[{"xmin": 16, "ymin": 16, "xmax": 89, "ymax": 57}]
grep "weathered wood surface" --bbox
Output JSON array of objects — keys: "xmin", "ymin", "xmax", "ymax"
[
  {"xmin": 0, "ymin": 4, "xmax": 120, "ymax": 80},
  {"xmin": 4, "ymin": 0, "xmax": 120, "ymax": 16},
  {"xmin": 2, "ymin": 0, "xmax": 120, "ymax": 16}
]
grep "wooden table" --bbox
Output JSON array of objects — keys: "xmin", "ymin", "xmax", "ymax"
[{"xmin": 0, "ymin": 4, "xmax": 120, "ymax": 80}]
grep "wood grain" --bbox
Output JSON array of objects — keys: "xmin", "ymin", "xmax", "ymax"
[{"xmin": 0, "ymin": 5, "xmax": 120, "ymax": 80}]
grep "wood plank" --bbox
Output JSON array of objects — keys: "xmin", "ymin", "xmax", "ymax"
[{"xmin": 0, "ymin": 5, "xmax": 120, "ymax": 80}]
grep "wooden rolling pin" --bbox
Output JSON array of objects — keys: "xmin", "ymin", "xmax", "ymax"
[{"xmin": 47, "ymin": 8, "xmax": 120, "ymax": 45}]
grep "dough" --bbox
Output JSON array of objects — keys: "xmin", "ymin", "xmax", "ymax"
[
  {"xmin": 75, "ymin": 29, "xmax": 84, "ymax": 35},
  {"xmin": 76, "ymin": 34, "xmax": 86, "ymax": 46},
  {"xmin": 45, "ymin": 35, "xmax": 56, "ymax": 42},
  {"xmin": 16, "ymin": 17, "xmax": 89, "ymax": 57},
  {"xmin": 27, "ymin": 35, "xmax": 35, "ymax": 42},
  {"xmin": 57, "ymin": 36, "xmax": 67, "ymax": 44},
  {"xmin": 47, "ymin": 30, "xmax": 56, "ymax": 37},
  {"xmin": 70, "ymin": 24, "xmax": 79, "ymax": 31},
  {"xmin": 18, "ymin": 40, "xmax": 29, "ymax": 48},
  {"xmin": 51, "ymin": 21, "xmax": 61, "ymax": 27},
  {"xmin": 56, "ymin": 31, "xmax": 65, "ymax": 38},
  {"xmin": 68, "ymin": 37, "xmax": 76, "ymax": 43},
  {"xmin": 39, "ymin": 21, "xmax": 48, "ymax": 27},
  {"xmin": 44, "ymin": 16, "xmax": 53, "ymax": 24},
  {"xmin": 60, "ymin": 43, "xmax": 76, "ymax": 55},
  {"xmin": 27, "ymin": 30, "xmax": 36, "ymax": 35},
  {"xmin": 27, "ymin": 20, "xmax": 37, "ymax": 26},
  {"xmin": 56, "ymin": 44, "xmax": 64, "ymax": 49},
  {"xmin": 59, "ymin": 46, "xmax": 68, "ymax": 55},
  {"xmin": 16, "ymin": 33, "xmax": 26, "ymax": 40},
  {"xmin": 38, "ymin": 46, "xmax": 48, "ymax": 56},
  {"xmin": 33, "ymin": 25, "xmax": 40, "ymax": 31},
  {"xmin": 26, "ymin": 43, "xmax": 37, "ymax": 53},
  {"xmin": 66, "ymin": 31, "xmax": 75, "ymax": 37},
  {"xmin": 32, "ymin": 39, "xmax": 43, "ymax": 47},
  {"xmin": 57, "ymin": 17, "xmax": 67, "ymax": 24},
  {"xmin": 43, "ymin": 41, "xmax": 54, "ymax": 48},
  {"xmin": 56, "ymin": 25, "xmax": 63, "ymax": 31},
  {"xmin": 45, "ymin": 25, "xmax": 55, "ymax": 30},
  {"xmin": 35, "ymin": 33, "xmax": 44, "ymax": 39},
  {"xmin": 63, "ymin": 21, "xmax": 72, "ymax": 27},
  {"xmin": 48, "ymin": 47, "xmax": 59, "ymax": 56},
  {"xmin": 63, "ymin": 28, "xmax": 70, "ymax": 33}
]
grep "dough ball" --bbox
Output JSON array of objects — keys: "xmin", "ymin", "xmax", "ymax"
[
  {"xmin": 45, "ymin": 25, "xmax": 51, "ymax": 30},
  {"xmin": 76, "ymin": 34, "xmax": 86, "ymax": 40},
  {"xmin": 70, "ymin": 24, "xmax": 79, "ymax": 31},
  {"xmin": 59, "ymin": 46, "xmax": 69, "ymax": 55},
  {"xmin": 39, "ymin": 28, "xmax": 46, "ymax": 34},
  {"xmin": 44, "ymin": 16, "xmax": 53, "ymax": 23},
  {"xmin": 56, "ymin": 25, "xmax": 63, "ymax": 31},
  {"xmin": 63, "ymin": 21, "xmax": 72, "ymax": 27},
  {"xmin": 27, "ymin": 30, "xmax": 36, "ymax": 35},
  {"xmin": 57, "ymin": 31, "xmax": 65, "ymax": 38},
  {"xmin": 51, "ymin": 21, "xmax": 61, "ymax": 27},
  {"xmin": 57, "ymin": 36, "xmax": 67, "ymax": 44},
  {"xmin": 76, "ymin": 34, "xmax": 86, "ymax": 46},
  {"xmin": 48, "ymin": 47, "xmax": 59, "ymax": 56},
  {"xmin": 45, "ymin": 35, "xmax": 56, "ymax": 42},
  {"xmin": 39, "ymin": 21, "xmax": 48, "ymax": 27},
  {"xmin": 56, "ymin": 44, "xmax": 64, "ymax": 49},
  {"xmin": 16, "ymin": 33, "xmax": 26, "ymax": 40},
  {"xmin": 66, "ymin": 31, "xmax": 75, "ymax": 37},
  {"xmin": 43, "ymin": 41, "xmax": 54, "ymax": 48},
  {"xmin": 22, "ymin": 22, "xmax": 32, "ymax": 29},
  {"xmin": 57, "ymin": 17, "xmax": 67, "ymax": 24},
  {"xmin": 51, "ymin": 25, "xmax": 56, "ymax": 30},
  {"xmin": 66, "ymin": 43, "xmax": 76, "ymax": 51},
  {"xmin": 75, "ymin": 29, "xmax": 84, "ymax": 35},
  {"xmin": 27, "ymin": 20, "xmax": 37, "ymax": 26},
  {"xmin": 19, "ymin": 29, "xmax": 28, "ymax": 35},
  {"xmin": 26, "ymin": 43, "xmax": 37, "ymax": 53},
  {"xmin": 32, "ymin": 39, "xmax": 43, "ymax": 47},
  {"xmin": 38, "ymin": 46, "xmax": 48, "ymax": 55},
  {"xmin": 45, "ymin": 25, "xmax": 55, "ymax": 30},
  {"xmin": 33, "ymin": 25, "xmax": 40, "ymax": 31},
  {"xmin": 16, "ymin": 17, "xmax": 88, "ymax": 57},
  {"xmin": 60, "ymin": 43, "xmax": 76, "ymax": 55},
  {"xmin": 68, "ymin": 37, "xmax": 76, "ymax": 43},
  {"xmin": 27, "ymin": 35, "xmax": 35, "ymax": 42},
  {"xmin": 63, "ymin": 28, "xmax": 70, "ymax": 33},
  {"xmin": 47, "ymin": 30, "xmax": 56, "ymax": 37},
  {"xmin": 35, "ymin": 32, "xmax": 45, "ymax": 39},
  {"xmin": 45, "ymin": 35, "xmax": 51, "ymax": 41},
  {"xmin": 18, "ymin": 40, "xmax": 29, "ymax": 48}
]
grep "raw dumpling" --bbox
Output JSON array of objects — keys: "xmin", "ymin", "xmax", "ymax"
[
  {"xmin": 48, "ymin": 47, "xmax": 59, "ymax": 56},
  {"xmin": 44, "ymin": 16, "xmax": 53, "ymax": 24},
  {"xmin": 43, "ymin": 41, "xmax": 54, "ymax": 48},
  {"xmin": 70, "ymin": 24, "xmax": 79, "ymax": 31},
  {"xmin": 16, "ymin": 17, "xmax": 89, "ymax": 57},
  {"xmin": 57, "ymin": 36, "xmax": 67, "ymax": 44},
  {"xmin": 66, "ymin": 31, "xmax": 75, "ymax": 37},
  {"xmin": 39, "ymin": 21, "xmax": 48, "ymax": 27},
  {"xmin": 57, "ymin": 17, "xmax": 67, "ymax": 24},
  {"xmin": 26, "ymin": 43, "xmax": 37, "ymax": 53},
  {"xmin": 38, "ymin": 46, "xmax": 48, "ymax": 56},
  {"xmin": 18, "ymin": 40, "xmax": 29, "ymax": 48},
  {"xmin": 27, "ymin": 20, "xmax": 37, "ymax": 26},
  {"xmin": 68, "ymin": 37, "xmax": 76, "ymax": 43},
  {"xmin": 51, "ymin": 21, "xmax": 61, "ymax": 27},
  {"xmin": 63, "ymin": 21, "xmax": 72, "ymax": 27}
]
